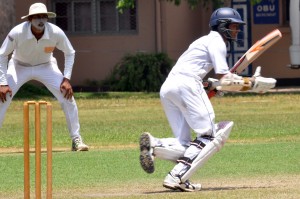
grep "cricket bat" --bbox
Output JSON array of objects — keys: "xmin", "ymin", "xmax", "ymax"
[{"xmin": 208, "ymin": 29, "xmax": 282, "ymax": 98}]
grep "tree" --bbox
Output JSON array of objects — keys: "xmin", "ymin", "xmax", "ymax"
[
  {"xmin": 117, "ymin": 0, "xmax": 262, "ymax": 12},
  {"xmin": 0, "ymin": 0, "xmax": 15, "ymax": 42},
  {"xmin": 117, "ymin": 0, "xmax": 220, "ymax": 11}
]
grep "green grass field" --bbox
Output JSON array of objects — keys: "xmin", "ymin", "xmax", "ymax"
[{"xmin": 0, "ymin": 91, "xmax": 299, "ymax": 198}]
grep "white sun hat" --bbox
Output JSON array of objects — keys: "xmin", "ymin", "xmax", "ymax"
[{"xmin": 21, "ymin": 2, "xmax": 56, "ymax": 19}]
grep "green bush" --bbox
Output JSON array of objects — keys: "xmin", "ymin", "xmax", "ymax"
[
  {"xmin": 103, "ymin": 52, "xmax": 173, "ymax": 92},
  {"xmin": 14, "ymin": 83, "xmax": 53, "ymax": 99}
]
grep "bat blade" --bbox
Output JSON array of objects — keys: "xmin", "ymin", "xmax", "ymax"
[{"xmin": 231, "ymin": 29, "xmax": 282, "ymax": 74}]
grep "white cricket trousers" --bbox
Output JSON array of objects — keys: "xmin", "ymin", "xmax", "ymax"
[
  {"xmin": 0, "ymin": 58, "xmax": 81, "ymax": 140},
  {"xmin": 160, "ymin": 73, "xmax": 216, "ymax": 146}
]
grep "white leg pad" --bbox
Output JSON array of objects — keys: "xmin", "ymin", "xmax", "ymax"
[
  {"xmin": 180, "ymin": 121, "xmax": 234, "ymax": 182},
  {"xmin": 154, "ymin": 145, "xmax": 187, "ymax": 162}
]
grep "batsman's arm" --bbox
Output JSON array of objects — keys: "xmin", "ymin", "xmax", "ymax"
[
  {"xmin": 215, "ymin": 76, "xmax": 276, "ymax": 94},
  {"xmin": 207, "ymin": 29, "xmax": 282, "ymax": 98},
  {"xmin": 207, "ymin": 67, "xmax": 277, "ymax": 94},
  {"xmin": 205, "ymin": 74, "xmax": 252, "ymax": 93}
]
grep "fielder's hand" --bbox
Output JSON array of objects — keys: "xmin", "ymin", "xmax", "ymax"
[
  {"xmin": 60, "ymin": 78, "xmax": 74, "ymax": 100},
  {"xmin": 250, "ymin": 66, "xmax": 276, "ymax": 93},
  {"xmin": 0, "ymin": 85, "xmax": 12, "ymax": 103}
]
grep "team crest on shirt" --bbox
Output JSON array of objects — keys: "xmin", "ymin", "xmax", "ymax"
[{"xmin": 44, "ymin": 47, "xmax": 55, "ymax": 53}]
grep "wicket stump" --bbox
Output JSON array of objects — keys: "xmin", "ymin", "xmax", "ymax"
[{"xmin": 23, "ymin": 101, "xmax": 52, "ymax": 199}]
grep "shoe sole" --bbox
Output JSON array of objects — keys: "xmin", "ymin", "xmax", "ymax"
[
  {"xmin": 77, "ymin": 147, "xmax": 89, "ymax": 151},
  {"xmin": 163, "ymin": 183, "xmax": 179, "ymax": 191},
  {"xmin": 139, "ymin": 133, "xmax": 154, "ymax": 173},
  {"xmin": 177, "ymin": 186, "xmax": 199, "ymax": 192},
  {"xmin": 163, "ymin": 184, "xmax": 200, "ymax": 192},
  {"xmin": 177, "ymin": 182, "xmax": 202, "ymax": 192},
  {"xmin": 163, "ymin": 181, "xmax": 201, "ymax": 192},
  {"xmin": 72, "ymin": 146, "xmax": 89, "ymax": 151}
]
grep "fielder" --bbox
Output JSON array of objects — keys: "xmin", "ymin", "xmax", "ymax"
[
  {"xmin": 0, "ymin": 3, "xmax": 88, "ymax": 151},
  {"xmin": 139, "ymin": 7, "xmax": 276, "ymax": 192}
]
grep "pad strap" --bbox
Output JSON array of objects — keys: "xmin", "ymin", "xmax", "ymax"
[
  {"xmin": 176, "ymin": 138, "xmax": 207, "ymax": 170},
  {"xmin": 190, "ymin": 138, "xmax": 207, "ymax": 149},
  {"xmin": 177, "ymin": 157, "xmax": 193, "ymax": 166},
  {"xmin": 201, "ymin": 135, "xmax": 214, "ymax": 141}
]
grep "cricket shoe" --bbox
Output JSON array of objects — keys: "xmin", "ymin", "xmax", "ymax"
[
  {"xmin": 163, "ymin": 172, "xmax": 201, "ymax": 192},
  {"xmin": 139, "ymin": 132, "xmax": 155, "ymax": 173},
  {"xmin": 178, "ymin": 179, "xmax": 201, "ymax": 192},
  {"xmin": 163, "ymin": 172, "xmax": 181, "ymax": 190},
  {"xmin": 72, "ymin": 137, "xmax": 89, "ymax": 151}
]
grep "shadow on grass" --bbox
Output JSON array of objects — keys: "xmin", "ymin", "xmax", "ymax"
[
  {"xmin": 13, "ymin": 83, "xmax": 300, "ymax": 100},
  {"xmin": 201, "ymin": 185, "xmax": 273, "ymax": 191},
  {"xmin": 13, "ymin": 83, "xmax": 160, "ymax": 100},
  {"xmin": 143, "ymin": 184, "xmax": 273, "ymax": 194}
]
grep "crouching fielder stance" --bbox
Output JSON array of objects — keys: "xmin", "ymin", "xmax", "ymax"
[
  {"xmin": 0, "ymin": 3, "xmax": 89, "ymax": 151},
  {"xmin": 139, "ymin": 7, "xmax": 276, "ymax": 192}
]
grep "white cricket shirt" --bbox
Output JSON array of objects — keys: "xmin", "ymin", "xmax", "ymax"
[
  {"xmin": 0, "ymin": 21, "xmax": 75, "ymax": 85},
  {"xmin": 170, "ymin": 31, "xmax": 230, "ymax": 79}
]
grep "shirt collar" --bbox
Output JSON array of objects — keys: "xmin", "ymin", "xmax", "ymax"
[
  {"xmin": 210, "ymin": 30, "xmax": 221, "ymax": 37},
  {"xmin": 25, "ymin": 21, "xmax": 50, "ymax": 40}
]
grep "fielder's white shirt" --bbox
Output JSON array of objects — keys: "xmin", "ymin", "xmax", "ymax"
[
  {"xmin": 170, "ymin": 31, "xmax": 229, "ymax": 79},
  {"xmin": 0, "ymin": 21, "xmax": 75, "ymax": 85}
]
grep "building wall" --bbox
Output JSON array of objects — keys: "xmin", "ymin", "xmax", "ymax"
[
  {"xmin": 13, "ymin": 1, "xmax": 298, "ymax": 88},
  {"xmin": 251, "ymin": 26, "xmax": 294, "ymax": 79},
  {"xmin": 16, "ymin": 0, "xmax": 158, "ymax": 86},
  {"xmin": 159, "ymin": 1, "xmax": 211, "ymax": 59},
  {"xmin": 250, "ymin": 0, "xmax": 295, "ymax": 80},
  {"xmin": 58, "ymin": 0, "xmax": 157, "ymax": 86}
]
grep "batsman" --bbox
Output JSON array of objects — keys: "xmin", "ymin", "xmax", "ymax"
[{"xmin": 139, "ymin": 7, "xmax": 277, "ymax": 192}]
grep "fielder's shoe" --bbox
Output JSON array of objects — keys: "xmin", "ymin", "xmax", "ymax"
[
  {"xmin": 139, "ymin": 132, "xmax": 155, "ymax": 173},
  {"xmin": 163, "ymin": 172, "xmax": 201, "ymax": 192},
  {"xmin": 72, "ymin": 137, "xmax": 89, "ymax": 151}
]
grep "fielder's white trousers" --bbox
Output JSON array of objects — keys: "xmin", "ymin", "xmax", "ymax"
[
  {"xmin": 159, "ymin": 73, "xmax": 216, "ymax": 147},
  {"xmin": 0, "ymin": 58, "xmax": 81, "ymax": 140}
]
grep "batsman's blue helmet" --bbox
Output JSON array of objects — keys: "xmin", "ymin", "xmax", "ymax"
[{"xmin": 209, "ymin": 7, "xmax": 245, "ymax": 28}]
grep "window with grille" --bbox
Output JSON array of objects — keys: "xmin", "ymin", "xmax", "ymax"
[{"xmin": 51, "ymin": 0, "xmax": 137, "ymax": 34}]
